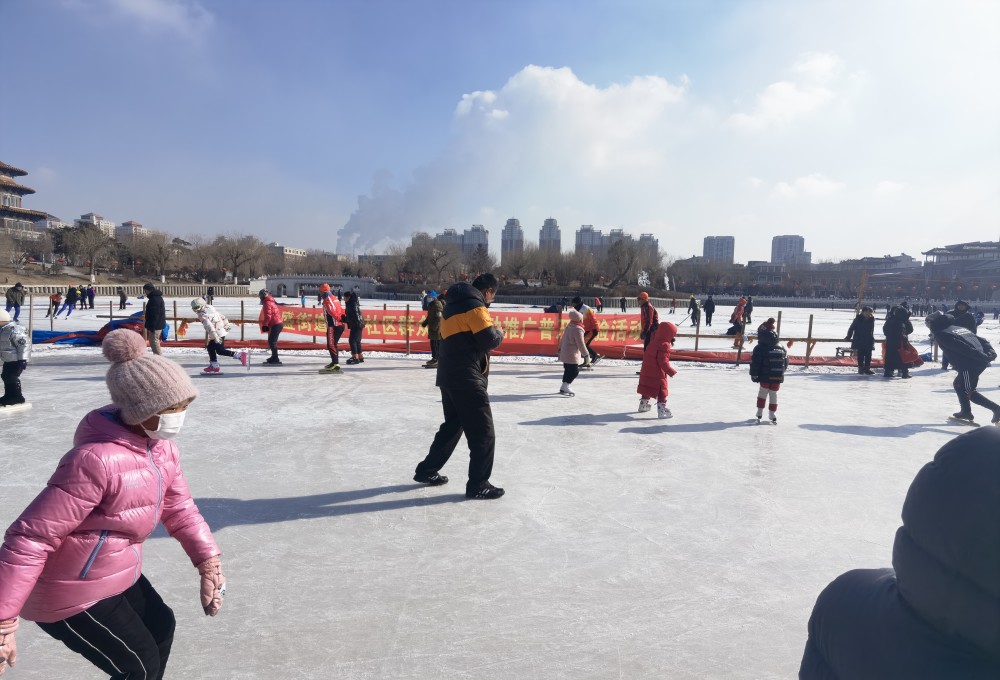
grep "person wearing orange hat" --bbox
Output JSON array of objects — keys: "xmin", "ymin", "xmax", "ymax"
[{"xmin": 638, "ymin": 292, "xmax": 659, "ymax": 352}]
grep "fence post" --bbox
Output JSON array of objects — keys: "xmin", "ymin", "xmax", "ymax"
[
  {"xmin": 172, "ymin": 300, "xmax": 178, "ymax": 342},
  {"xmin": 383, "ymin": 303, "xmax": 387, "ymax": 345},
  {"xmin": 240, "ymin": 300, "xmax": 245, "ymax": 341},
  {"xmin": 735, "ymin": 321, "xmax": 745, "ymax": 366},
  {"xmin": 142, "ymin": 300, "xmax": 148, "ymax": 345},
  {"xmin": 405, "ymin": 304, "xmax": 411, "ymax": 356},
  {"xmin": 804, "ymin": 314, "xmax": 814, "ymax": 368},
  {"xmin": 776, "ymin": 311, "xmax": 782, "ymax": 339},
  {"xmin": 694, "ymin": 311, "xmax": 701, "ymax": 351},
  {"xmin": 27, "ymin": 294, "xmax": 34, "ymax": 344}
]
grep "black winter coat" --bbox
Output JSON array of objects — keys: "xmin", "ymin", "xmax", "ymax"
[
  {"xmin": 143, "ymin": 289, "xmax": 166, "ymax": 331},
  {"xmin": 948, "ymin": 308, "xmax": 977, "ymax": 333},
  {"xmin": 344, "ymin": 294, "xmax": 365, "ymax": 329},
  {"xmin": 845, "ymin": 315, "xmax": 875, "ymax": 351},
  {"xmin": 703, "ymin": 299, "xmax": 715, "ymax": 314},
  {"xmin": 436, "ymin": 282, "xmax": 503, "ymax": 391},
  {"xmin": 749, "ymin": 330, "xmax": 788, "ymax": 384},
  {"xmin": 800, "ymin": 428, "xmax": 1000, "ymax": 679},
  {"xmin": 927, "ymin": 314, "xmax": 996, "ymax": 371},
  {"xmin": 882, "ymin": 306, "xmax": 913, "ymax": 342},
  {"xmin": 65, "ymin": 287, "xmax": 79, "ymax": 304}
]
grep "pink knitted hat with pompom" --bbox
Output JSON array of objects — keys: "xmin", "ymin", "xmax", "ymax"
[{"xmin": 102, "ymin": 329, "xmax": 198, "ymax": 424}]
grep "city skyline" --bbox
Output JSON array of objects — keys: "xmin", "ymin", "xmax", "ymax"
[{"xmin": 1, "ymin": 1, "xmax": 997, "ymax": 263}]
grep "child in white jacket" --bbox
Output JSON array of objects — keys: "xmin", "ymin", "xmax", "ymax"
[
  {"xmin": 192, "ymin": 298, "xmax": 249, "ymax": 374},
  {"xmin": 556, "ymin": 309, "xmax": 590, "ymax": 396}
]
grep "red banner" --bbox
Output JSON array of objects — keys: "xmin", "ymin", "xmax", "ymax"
[{"xmin": 274, "ymin": 307, "xmax": 644, "ymax": 356}]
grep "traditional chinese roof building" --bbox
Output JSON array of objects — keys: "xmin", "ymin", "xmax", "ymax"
[{"xmin": 1, "ymin": 161, "xmax": 48, "ymax": 240}]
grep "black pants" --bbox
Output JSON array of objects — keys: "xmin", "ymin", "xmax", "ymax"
[
  {"xmin": 954, "ymin": 368, "xmax": 999, "ymax": 416},
  {"xmin": 267, "ymin": 323, "xmax": 284, "ymax": 360},
  {"xmin": 207, "ymin": 338, "xmax": 236, "ymax": 362},
  {"xmin": 119, "ymin": 297, "xmax": 127, "ymax": 310},
  {"xmin": 429, "ymin": 336, "xmax": 440, "ymax": 361},
  {"xmin": 620, "ymin": 302, "xmax": 627, "ymax": 313},
  {"xmin": 941, "ymin": 351, "xmax": 950, "ymax": 370},
  {"xmin": 416, "ymin": 386, "xmax": 495, "ymax": 493},
  {"xmin": 857, "ymin": 349, "xmax": 873, "ymax": 373},
  {"xmin": 1, "ymin": 361, "xmax": 25, "ymax": 404},
  {"xmin": 583, "ymin": 329, "xmax": 598, "ymax": 362},
  {"xmin": 705, "ymin": 312, "xmax": 712, "ymax": 326},
  {"xmin": 326, "ymin": 323, "xmax": 344, "ymax": 362},
  {"xmin": 36, "ymin": 575, "xmax": 175, "ymax": 680},
  {"xmin": 562, "ymin": 363, "xmax": 580, "ymax": 384},
  {"xmin": 883, "ymin": 339, "xmax": 908, "ymax": 376},
  {"xmin": 348, "ymin": 325, "xmax": 363, "ymax": 356}
]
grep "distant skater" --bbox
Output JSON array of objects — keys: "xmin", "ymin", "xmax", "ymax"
[
  {"xmin": 703, "ymin": 294, "xmax": 715, "ymax": 327},
  {"xmin": 344, "ymin": 290, "xmax": 365, "ymax": 364},
  {"xmin": 319, "ymin": 283, "xmax": 345, "ymax": 372},
  {"xmin": 749, "ymin": 318, "xmax": 787, "ymax": 424},
  {"xmin": 845, "ymin": 306, "xmax": 876, "ymax": 375}
]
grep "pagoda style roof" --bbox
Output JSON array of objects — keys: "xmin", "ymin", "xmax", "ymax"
[
  {"xmin": 0, "ymin": 205, "xmax": 48, "ymax": 220},
  {"xmin": 0, "ymin": 161, "xmax": 28, "ymax": 177},
  {"xmin": 0, "ymin": 175, "xmax": 36, "ymax": 195}
]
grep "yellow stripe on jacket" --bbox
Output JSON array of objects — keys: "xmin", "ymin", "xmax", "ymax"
[{"xmin": 440, "ymin": 306, "xmax": 495, "ymax": 340}]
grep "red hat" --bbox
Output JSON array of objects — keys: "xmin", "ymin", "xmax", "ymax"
[
  {"xmin": 319, "ymin": 283, "xmax": 331, "ymax": 293},
  {"xmin": 638, "ymin": 292, "xmax": 649, "ymax": 301}
]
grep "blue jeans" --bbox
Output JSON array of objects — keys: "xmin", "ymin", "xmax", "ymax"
[{"xmin": 4, "ymin": 302, "xmax": 19, "ymax": 322}]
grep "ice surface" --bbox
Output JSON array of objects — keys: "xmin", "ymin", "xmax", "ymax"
[{"xmin": 0, "ymin": 300, "xmax": 989, "ymax": 679}]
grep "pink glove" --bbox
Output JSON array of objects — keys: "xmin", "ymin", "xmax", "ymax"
[
  {"xmin": 197, "ymin": 556, "xmax": 226, "ymax": 616},
  {"xmin": 0, "ymin": 618, "xmax": 18, "ymax": 676}
]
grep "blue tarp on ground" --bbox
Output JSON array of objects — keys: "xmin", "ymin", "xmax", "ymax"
[{"xmin": 31, "ymin": 312, "xmax": 168, "ymax": 346}]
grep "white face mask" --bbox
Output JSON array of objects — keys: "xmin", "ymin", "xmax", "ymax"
[{"xmin": 144, "ymin": 410, "xmax": 186, "ymax": 440}]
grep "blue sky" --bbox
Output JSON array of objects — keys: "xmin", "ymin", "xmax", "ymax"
[{"xmin": 3, "ymin": 0, "xmax": 998, "ymax": 263}]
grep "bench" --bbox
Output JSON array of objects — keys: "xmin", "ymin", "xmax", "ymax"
[{"xmin": 835, "ymin": 347, "xmax": 857, "ymax": 358}]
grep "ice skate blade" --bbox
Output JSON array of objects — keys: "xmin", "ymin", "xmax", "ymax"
[
  {"xmin": 947, "ymin": 416, "xmax": 980, "ymax": 427},
  {"xmin": 0, "ymin": 403, "xmax": 32, "ymax": 415}
]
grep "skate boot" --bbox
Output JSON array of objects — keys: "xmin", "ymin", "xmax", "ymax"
[
  {"xmin": 203, "ymin": 363, "xmax": 221, "ymax": 374},
  {"xmin": 638, "ymin": 398, "xmax": 651, "ymax": 413},
  {"xmin": 992, "ymin": 409, "xmax": 1000, "ymax": 425},
  {"xmin": 236, "ymin": 350, "xmax": 250, "ymax": 370},
  {"xmin": 756, "ymin": 408, "xmax": 764, "ymax": 423},
  {"xmin": 769, "ymin": 414, "xmax": 777, "ymax": 425},
  {"xmin": 657, "ymin": 403, "xmax": 672, "ymax": 419},
  {"xmin": 559, "ymin": 383, "xmax": 574, "ymax": 397}
]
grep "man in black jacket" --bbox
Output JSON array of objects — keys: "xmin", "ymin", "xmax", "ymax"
[
  {"xmin": 703, "ymin": 294, "xmax": 715, "ymax": 326},
  {"xmin": 142, "ymin": 282, "xmax": 166, "ymax": 355},
  {"xmin": 882, "ymin": 302, "xmax": 914, "ymax": 378},
  {"xmin": 941, "ymin": 299, "xmax": 976, "ymax": 370},
  {"xmin": 413, "ymin": 273, "xmax": 505, "ymax": 499},
  {"xmin": 926, "ymin": 311, "xmax": 1000, "ymax": 423},
  {"xmin": 800, "ymin": 428, "xmax": 1000, "ymax": 679}
]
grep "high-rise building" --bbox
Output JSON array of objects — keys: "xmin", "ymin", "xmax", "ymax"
[
  {"xmin": 434, "ymin": 229, "xmax": 461, "ymax": 249},
  {"xmin": 575, "ymin": 225, "xmax": 605, "ymax": 257},
  {"xmin": 771, "ymin": 235, "xmax": 811, "ymax": 265},
  {"xmin": 75, "ymin": 212, "xmax": 117, "ymax": 238},
  {"xmin": 703, "ymin": 236, "xmax": 735, "ymax": 264},
  {"xmin": 539, "ymin": 217, "xmax": 561, "ymax": 252},
  {"xmin": 500, "ymin": 218, "xmax": 524, "ymax": 261},
  {"xmin": 116, "ymin": 220, "xmax": 149, "ymax": 241},
  {"xmin": 462, "ymin": 224, "xmax": 489, "ymax": 258},
  {"xmin": 638, "ymin": 234, "xmax": 660, "ymax": 258}
]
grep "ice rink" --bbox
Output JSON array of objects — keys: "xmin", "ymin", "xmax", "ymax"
[{"xmin": 1, "ymin": 301, "xmax": 994, "ymax": 678}]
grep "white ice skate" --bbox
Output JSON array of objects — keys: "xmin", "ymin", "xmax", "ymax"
[{"xmin": 638, "ymin": 398, "xmax": 651, "ymax": 413}]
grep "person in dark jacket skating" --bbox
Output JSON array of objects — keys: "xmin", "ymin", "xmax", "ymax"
[
  {"xmin": 743, "ymin": 296, "xmax": 754, "ymax": 325},
  {"xmin": 749, "ymin": 318, "xmax": 787, "ymax": 423},
  {"xmin": 703, "ymin": 294, "xmax": 715, "ymax": 326},
  {"xmin": 799, "ymin": 427, "xmax": 1000, "ymax": 679},
  {"xmin": 940, "ymin": 299, "xmax": 976, "ymax": 370},
  {"xmin": 3, "ymin": 283, "xmax": 25, "ymax": 323},
  {"xmin": 413, "ymin": 274, "xmax": 505, "ymax": 499},
  {"xmin": 343, "ymin": 291, "xmax": 365, "ymax": 364},
  {"xmin": 925, "ymin": 310, "xmax": 1000, "ymax": 424},
  {"xmin": 142, "ymin": 283, "xmax": 166, "ymax": 355},
  {"xmin": 85, "ymin": 285, "xmax": 96, "ymax": 310},
  {"xmin": 845, "ymin": 306, "xmax": 876, "ymax": 374},
  {"xmin": 882, "ymin": 302, "xmax": 913, "ymax": 378},
  {"xmin": 421, "ymin": 291, "xmax": 444, "ymax": 368},
  {"xmin": 55, "ymin": 285, "xmax": 79, "ymax": 318},
  {"xmin": 116, "ymin": 286, "xmax": 127, "ymax": 310}
]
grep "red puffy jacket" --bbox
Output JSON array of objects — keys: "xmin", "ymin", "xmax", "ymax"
[{"xmin": 637, "ymin": 322, "xmax": 678, "ymax": 397}]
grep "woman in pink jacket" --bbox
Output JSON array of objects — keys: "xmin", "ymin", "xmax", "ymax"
[
  {"xmin": 557, "ymin": 308, "xmax": 589, "ymax": 396},
  {"xmin": 0, "ymin": 329, "xmax": 225, "ymax": 679}
]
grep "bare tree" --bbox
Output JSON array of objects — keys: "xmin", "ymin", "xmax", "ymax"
[
  {"xmin": 213, "ymin": 233, "xmax": 266, "ymax": 281},
  {"xmin": 182, "ymin": 234, "xmax": 219, "ymax": 281},
  {"xmin": 466, "ymin": 245, "xmax": 497, "ymax": 277},
  {"xmin": 602, "ymin": 239, "xmax": 640, "ymax": 289},
  {"xmin": 501, "ymin": 244, "xmax": 541, "ymax": 286},
  {"xmin": 132, "ymin": 232, "xmax": 178, "ymax": 277},
  {"xmin": 64, "ymin": 225, "xmax": 114, "ymax": 278}
]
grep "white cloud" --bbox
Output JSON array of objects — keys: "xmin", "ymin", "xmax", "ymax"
[
  {"xmin": 874, "ymin": 180, "xmax": 906, "ymax": 196},
  {"xmin": 726, "ymin": 52, "xmax": 847, "ymax": 132},
  {"xmin": 339, "ymin": 65, "xmax": 690, "ymax": 252},
  {"xmin": 67, "ymin": 0, "xmax": 214, "ymax": 39},
  {"xmin": 771, "ymin": 173, "xmax": 843, "ymax": 199}
]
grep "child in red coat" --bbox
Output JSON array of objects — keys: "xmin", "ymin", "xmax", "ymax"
[{"xmin": 636, "ymin": 321, "xmax": 678, "ymax": 419}]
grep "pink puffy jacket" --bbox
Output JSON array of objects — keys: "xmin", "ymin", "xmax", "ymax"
[
  {"xmin": 557, "ymin": 322, "xmax": 588, "ymax": 364},
  {"xmin": 0, "ymin": 406, "xmax": 219, "ymax": 623}
]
